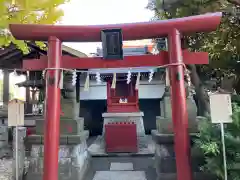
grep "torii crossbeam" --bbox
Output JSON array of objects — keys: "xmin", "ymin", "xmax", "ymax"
[
  {"xmin": 9, "ymin": 12, "xmax": 222, "ymax": 180},
  {"xmin": 21, "ymin": 50, "xmax": 209, "ymax": 70}
]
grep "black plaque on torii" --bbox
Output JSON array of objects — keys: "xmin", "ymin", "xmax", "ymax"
[{"xmin": 101, "ymin": 29, "xmax": 123, "ymax": 60}]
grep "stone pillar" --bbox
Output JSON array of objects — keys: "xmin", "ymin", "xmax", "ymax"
[
  {"xmin": 159, "ymin": 87, "xmax": 171, "ymax": 118},
  {"xmin": 12, "ymin": 127, "xmax": 26, "ymax": 180},
  {"xmin": 61, "ymin": 72, "xmax": 80, "ymax": 120},
  {"xmin": 157, "ymin": 87, "xmax": 198, "ymax": 133},
  {"xmin": 25, "ymin": 87, "xmax": 32, "ymax": 114},
  {"xmin": 0, "ymin": 125, "xmax": 8, "ymax": 157},
  {"xmin": 157, "ymin": 89, "xmax": 172, "ymax": 133},
  {"xmin": 25, "ymin": 72, "xmax": 89, "ymax": 180},
  {"xmin": 3, "ymin": 70, "xmax": 9, "ymax": 105},
  {"xmin": 0, "ymin": 70, "xmax": 10, "ymax": 117},
  {"xmin": 160, "ymin": 101, "xmax": 164, "ymax": 116},
  {"xmin": 162, "ymin": 95, "xmax": 172, "ymax": 119}
]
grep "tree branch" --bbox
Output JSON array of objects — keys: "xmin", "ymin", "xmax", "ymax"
[{"xmin": 228, "ymin": 0, "xmax": 240, "ymax": 6}]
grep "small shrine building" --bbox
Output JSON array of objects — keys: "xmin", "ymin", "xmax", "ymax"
[{"xmin": 79, "ymin": 42, "xmax": 166, "ymax": 136}]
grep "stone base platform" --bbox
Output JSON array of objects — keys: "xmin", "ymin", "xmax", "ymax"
[
  {"xmin": 88, "ymin": 135, "xmax": 155, "ymax": 157},
  {"xmin": 151, "ymin": 130, "xmax": 216, "ymax": 180},
  {"xmin": 24, "ymin": 130, "xmax": 90, "ymax": 180}
]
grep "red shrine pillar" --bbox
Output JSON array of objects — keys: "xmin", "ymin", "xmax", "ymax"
[
  {"xmin": 168, "ymin": 29, "xmax": 192, "ymax": 180},
  {"xmin": 43, "ymin": 36, "xmax": 62, "ymax": 180}
]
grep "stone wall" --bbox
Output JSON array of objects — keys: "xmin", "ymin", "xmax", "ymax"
[{"xmin": 25, "ymin": 132, "xmax": 89, "ymax": 180}]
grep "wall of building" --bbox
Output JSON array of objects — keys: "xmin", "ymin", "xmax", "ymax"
[
  {"xmin": 80, "ymin": 79, "xmax": 164, "ymax": 136},
  {"xmin": 80, "ymin": 80, "xmax": 165, "ymax": 100}
]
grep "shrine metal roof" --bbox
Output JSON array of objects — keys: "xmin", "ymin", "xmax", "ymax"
[{"xmin": 0, "ymin": 43, "xmax": 87, "ymax": 88}]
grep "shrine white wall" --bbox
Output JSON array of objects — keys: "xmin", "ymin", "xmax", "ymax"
[{"xmin": 79, "ymin": 80, "xmax": 165, "ymax": 100}]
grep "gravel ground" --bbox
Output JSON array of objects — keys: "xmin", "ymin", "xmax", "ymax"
[{"xmin": 0, "ymin": 158, "xmax": 13, "ymax": 180}]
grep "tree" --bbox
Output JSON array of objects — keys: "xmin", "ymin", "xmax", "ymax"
[
  {"xmin": 0, "ymin": 0, "xmax": 69, "ymax": 54},
  {"xmin": 147, "ymin": 0, "xmax": 240, "ymax": 116}
]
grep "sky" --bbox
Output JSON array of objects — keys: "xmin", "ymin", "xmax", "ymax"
[{"xmin": 60, "ymin": 0, "xmax": 154, "ymax": 55}]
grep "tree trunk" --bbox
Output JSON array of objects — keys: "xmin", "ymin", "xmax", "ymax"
[
  {"xmin": 234, "ymin": 76, "xmax": 240, "ymax": 94},
  {"xmin": 188, "ymin": 64, "xmax": 210, "ymax": 116}
]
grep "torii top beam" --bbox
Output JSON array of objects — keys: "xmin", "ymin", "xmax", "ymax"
[{"xmin": 9, "ymin": 12, "xmax": 222, "ymax": 42}]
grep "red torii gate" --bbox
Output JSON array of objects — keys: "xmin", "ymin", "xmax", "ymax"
[{"xmin": 9, "ymin": 12, "xmax": 222, "ymax": 180}]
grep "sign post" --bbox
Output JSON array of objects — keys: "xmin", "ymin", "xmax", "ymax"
[
  {"xmin": 209, "ymin": 93, "xmax": 232, "ymax": 180},
  {"xmin": 8, "ymin": 99, "xmax": 25, "ymax": 180}
]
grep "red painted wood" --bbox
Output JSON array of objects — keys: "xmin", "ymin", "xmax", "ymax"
[
  {"xmin": 168, "ymin": 29, "xmax": 192, "ymax": 180},
  {"xmin": 135, "ymin": 89, "xmax": 139, "ymax": 111},
  {"xmin": 43, "ymin": 37, "xmax": 62, "ymax": 180},
  {"xmin": 107, "ymin": 81, "xmax": 139, "ymax": 113},
  {"xmin": 22, "ymin": 50, "xmax": 209, "ymax": 70},
  {"xmin": 107, "ymin": 81, "xmax": 111, "ymax": 106},
  {"xmin": 26, "ymin": 127, "xmax": 35, "ymax": 136},
  {"xmin": 107, "ymin": 104, "xmax": 138, "ymax": 113},
  {"xmin": 9, "ymin": 13, "xmax": 221, "ymax": 42},
  {"xmin": 105, "ymin": 123, "xmax": 137, "ymax": 153}
]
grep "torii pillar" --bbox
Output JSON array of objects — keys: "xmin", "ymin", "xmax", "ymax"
[{"xmin": 9, "ymin": 12, "xmax": 221, "ymax": 180}]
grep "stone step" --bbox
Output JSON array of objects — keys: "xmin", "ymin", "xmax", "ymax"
[
  {"xmin": 84, "ymin": 155, "xmax": 156, "ymax": 180},
  {"xmin": 110, "ymin": 162, "xmax": 134, "ymax": 171},
  {"xmin": 92, "ymin": 171, "xmax": 147, "ymax": 180}
]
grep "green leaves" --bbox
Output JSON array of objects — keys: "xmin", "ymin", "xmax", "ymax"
[
  {"xmin": 194, "ymin": 102, "xmax": 240, "ymax": 179},
  {"xmin": 148, "ymin": 0, "xmax": 240, "ymax": 82},
  {"xmin": 0, "ymin": 0, "xmax": 69, "ymax": 53}
]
